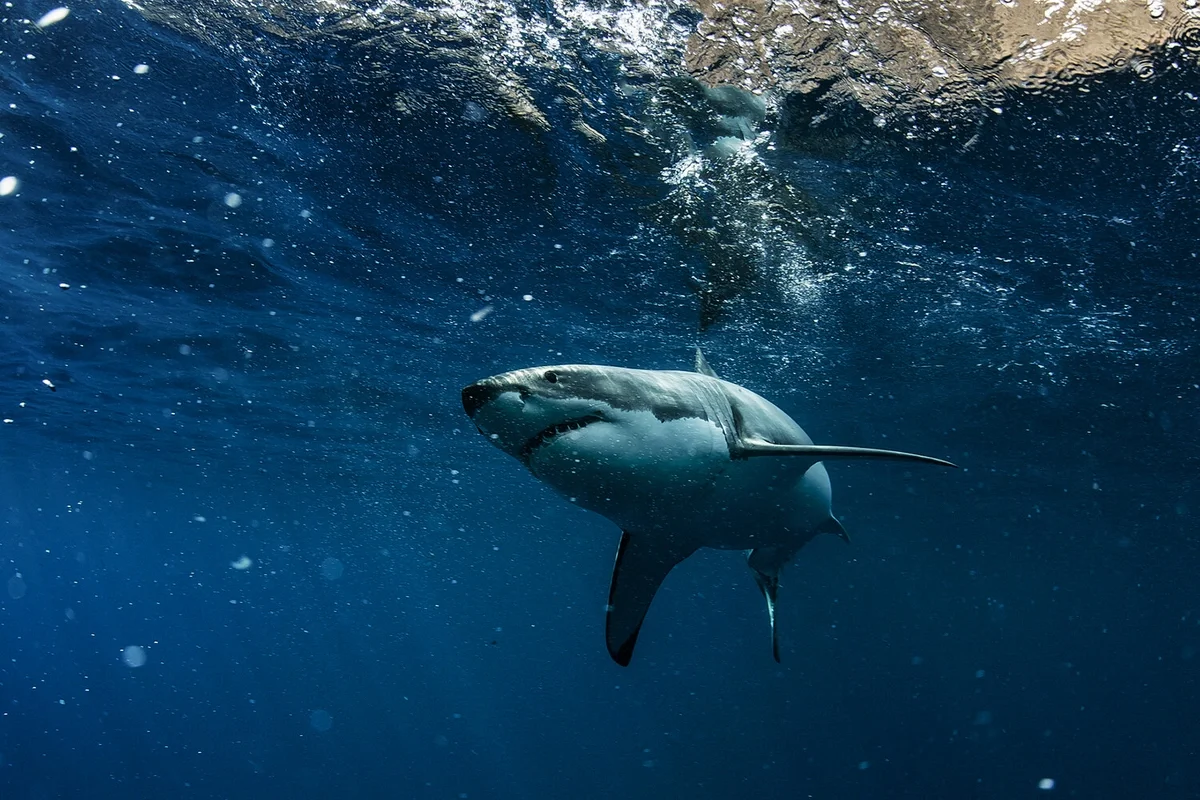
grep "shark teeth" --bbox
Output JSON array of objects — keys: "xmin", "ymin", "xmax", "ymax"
[{"xmin": 520, "ymin": 414, "xmax": 603, "ymax": 461}]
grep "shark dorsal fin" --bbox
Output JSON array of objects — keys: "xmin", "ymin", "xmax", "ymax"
[{"xmin": 693, "ymin": 348, "xmax": 718, "ymax": 379}]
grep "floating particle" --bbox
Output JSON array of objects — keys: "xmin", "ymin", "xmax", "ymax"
[
  {"xmin": 224, "ymin": 192, "xmax": 242, "ymax": 208},
  {"xmin": 0, "ymin": 177, "xmax": 17, "ymax": 196},
  {"xmin": 310, "ymin": 709, "xmax": 333, "ymax": 732},
  {"xmin": 7, "ymin": 575, "xmax": 27, "ymax": 600},
  {"xmin": 319, "ymin": 557, "xmax": 344, "ymax": 581},
  {"xmin": 1038, "ymin": 778, "xmax": 1056, "ymax": 790},
  {"xmin": 470, "ymin": 305, "xmax": 494, "ymax": 322},
  {"xmin": 522, "ymin": 294, "xmax": 533, "ymax": 301},
  {"xmin": 58, "ymin": 283, "xmax": 70, "ymax": 290},
  {"xmin": 193, "ymin": 515, "xmax": 206, "ymax": 523},
  {"xmin": 231, "ymin": 555, "xmax": 253, "ymax": 571},
  {"xmin": 42, "ymin": 378, "xmax": 55, "ymax": 391},
  {"xmin": 133, "ymin": 64, "xmax": 150, "ymax": 74},
  {"xmin": 122, "ymin": 645, "xmax": 147, "ymax": 668},
  {"xmin": 35, "ymin": 7, "xmax": 70, "ymax": 28}
]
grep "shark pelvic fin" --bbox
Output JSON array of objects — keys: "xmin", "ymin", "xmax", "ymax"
[
  {"xmin": 737, "ymin": 439, "xmax": 958, "ymax": 469},
  {"xmin": 816, "ymin": 515, "xmax": 850, "ymax": 544},
  {"xmin": 747, "ymin": 547, "xmax": 787, "ymax": 663},
  {"xmin": 606, "ymin": 531, "xmax": 696, "ymax": 666},
  {"xmin": 693, "ymin": 348, "xmax": 719, "ymax": 379}
]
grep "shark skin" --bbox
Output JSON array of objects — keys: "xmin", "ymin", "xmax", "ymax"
[{"xmin": 462, "ymin": 350, "xmax": 956, "ymax": 666}]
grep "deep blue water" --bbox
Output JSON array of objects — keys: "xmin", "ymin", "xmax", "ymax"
[{"xmin": 1, "ymin": 1, "xmax": 1199, "ymax": 797}]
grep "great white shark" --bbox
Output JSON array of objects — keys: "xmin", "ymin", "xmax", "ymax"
[{"xmin": 462, "ymin": 351, "xmax": 956, "ymax": 666}]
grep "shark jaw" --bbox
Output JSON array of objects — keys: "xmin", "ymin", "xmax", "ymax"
[{"xmin": 518, "ymin": 413, "xmax": 605, "ymax": 463}]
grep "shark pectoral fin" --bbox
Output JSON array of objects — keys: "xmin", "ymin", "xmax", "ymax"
[
  {"xmin": 738, "ymin": 439, "xmax": 959, "ymax": 469},
  {"xmin": 747, "ymin": 548, "xmax": 785, "ymax": 663},
  {"xmin": 816, "ymin": 515, "xmax": 850, "ymax": 544},
  {"xmin": 693, "ymin": 348, "xmax": 719, "ymax": 378},
  {"xmin": 606, "ymin": 531, "xmax": 695, "ymax": 667}
]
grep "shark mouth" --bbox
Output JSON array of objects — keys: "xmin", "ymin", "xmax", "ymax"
[{"xmin": 520, "ymin": 414, "xmax": 603, "ymax": 461}]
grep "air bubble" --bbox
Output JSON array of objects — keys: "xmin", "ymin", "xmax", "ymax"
[
  {"xmin": 1173, "ymin": 19, "xmax": 1200, "ymax": 51},
  {"xmin": 463, "ymin": 101, "xmax": 487, "ymax": 122},
  {"xmin": 122, "ymin": 645, "xmax": 147, "ymax": 668},
  {"xmin": 320, "ymin": 557, "xmax": 344, "ymax": 580},
  {"xmin": 1130, "ymin": 57, "xmax": 1155, "ymax": 79},
  {"xmin": 310, "ymin": 709, "xmax": 333, "ymax": 732},
  {"xmin": 35, "ymin": 7, "xmax": 69, "ymax": 28}
]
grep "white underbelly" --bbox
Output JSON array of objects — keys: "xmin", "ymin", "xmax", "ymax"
[{"xmin": 663, "ymin": 459, "xmax": 833, "ymax": 550}]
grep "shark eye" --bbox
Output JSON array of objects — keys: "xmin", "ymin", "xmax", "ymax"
[{"xmin": 543, "ymin": 370, "xmax": 558, "ymax": 384}]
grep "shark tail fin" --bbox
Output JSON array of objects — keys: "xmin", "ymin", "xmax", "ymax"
[{"xmin": 693, "ymin": 348, "xmax": 719, "ymax": 379}]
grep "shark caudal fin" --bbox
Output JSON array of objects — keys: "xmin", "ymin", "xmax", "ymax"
[
  {"xmin": 606, "ymin": 531, "xmax": 696, "ymax": 666},
  {"xmin": 738, "ymin": 439, "xmax": 958, "ymax": 469}
]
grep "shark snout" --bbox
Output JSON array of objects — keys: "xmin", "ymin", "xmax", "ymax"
[
  {"xmin": 461, "ymin": 382, "xmax": 504, "ymax": 419},
  {"xmin": 463, "ymin": 379, "xmax": 528, "ymax": 419}
]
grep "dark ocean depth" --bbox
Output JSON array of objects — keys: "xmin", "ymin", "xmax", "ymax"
[{"xmin": 1, "ymin": 0, "xmax": 1198, "ymax": 797}]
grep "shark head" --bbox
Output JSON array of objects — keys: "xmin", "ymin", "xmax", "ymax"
[
  {"xmin": 462, "ymin": 365, "xmax": 729, "ymax": 521},
  {"xmin": 462, "ymin": 365, "xmax": 614, "ymax": 465}
]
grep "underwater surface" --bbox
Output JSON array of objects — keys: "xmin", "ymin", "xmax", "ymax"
[{"xmin": 1, "ymin": 0, "xmax": 1198, "ymax": 796}]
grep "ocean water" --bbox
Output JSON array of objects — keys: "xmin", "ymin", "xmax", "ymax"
[{"xmin": 1, "ymin": 0, "xmax": 1198, "ymax": 797}]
